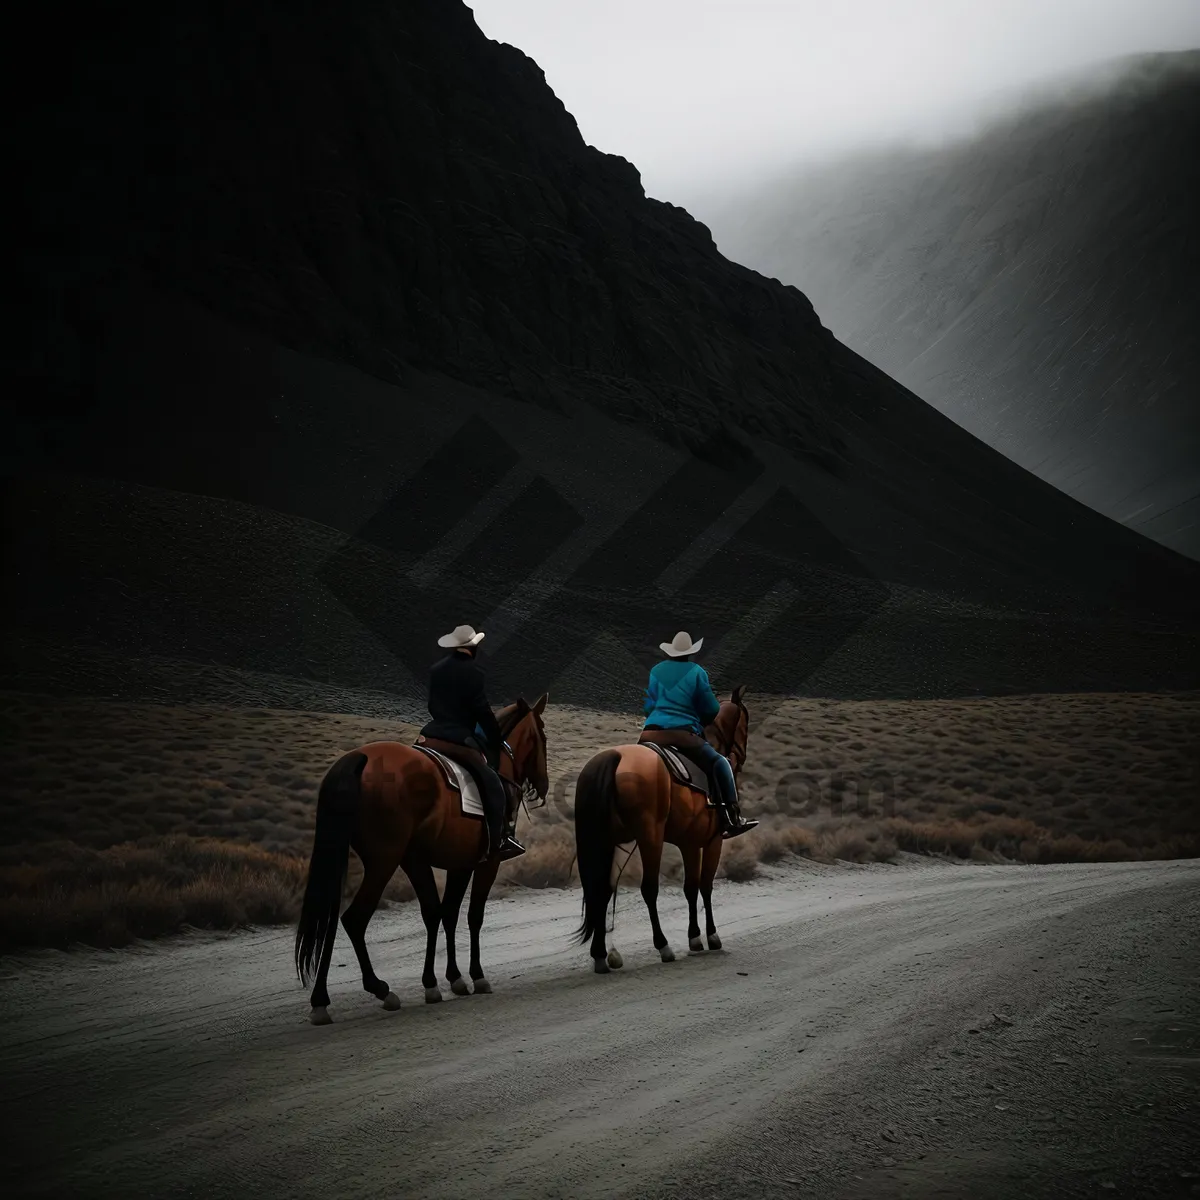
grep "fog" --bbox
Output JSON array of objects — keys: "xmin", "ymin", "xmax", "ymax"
[{"xmin": 469, "ymin": 0, "xmax": 1200, "ymax": 203}]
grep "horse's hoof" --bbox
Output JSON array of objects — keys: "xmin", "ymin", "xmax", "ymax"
[
  {"xmin": 607, "ymin": 949, "xmax": 624, "ymax": 969},
  {"xmin": 593, "ymin": 958, "xmax": 610, "ymax": 974},
  {"xmin": 450, "ymin": 977, "xmax": 470, "ymax": 997},
  {"xmin": 707, "ymin": 933, "xmax": 723, "ymax": 951},
  {"xmin": 381, "ymin": 991, "xmax": 402, "ymax": 1011},
  {"xmin": 689, "ymin": 936, "xmax": 705, "ymax": 953},
  {"xmin": 424, "ymin": 987, "xmax": 443, "ymax": 1004},
  {"xmin": 309, "ymin": 1006, "xmax": 332, "ymax": 1026},
  {"xmin": 473, "ymin": 978, "xmax": 493, "ymax": 994},
  {"xmin": 660, "ymin": 946, "xmax": 676, "ymax": 963}
]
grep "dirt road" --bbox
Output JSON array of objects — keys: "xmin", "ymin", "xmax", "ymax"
[{"xmin": 2, "ymin": 859, "xmax": 1197, "ymax": 1199}]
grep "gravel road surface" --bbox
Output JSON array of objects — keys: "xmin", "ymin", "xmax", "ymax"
[{"xmin": 2, "ymin": 859, "xmax": 1197, "ymax": 1199}]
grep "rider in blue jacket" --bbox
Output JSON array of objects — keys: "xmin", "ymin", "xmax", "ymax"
[{"xmin": 638, "ymin": 631, "xmax": 756, "ymax": 838}]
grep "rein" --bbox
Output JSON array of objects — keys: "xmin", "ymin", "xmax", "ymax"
[{"xmin": 498, "ymin": 710, "xmax": 547, "ymax": 810}]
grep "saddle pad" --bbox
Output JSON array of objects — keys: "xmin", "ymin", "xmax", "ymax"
[
  {"xmin": 645, "ymin": 743, "xmax": 715, "ymax": 804},
  {"xmin": 413, "ymin": 746, "xmax": 485, "ymax": 818}
]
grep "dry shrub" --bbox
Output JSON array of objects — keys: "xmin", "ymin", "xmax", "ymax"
[
  {"xmin": 883, "ymin": 815, "xmax": 1048, "ymax": 860},
  {"xmin": 775, "ymin": 825, "xmax": 817, "ymax": 856},
  {"xmin": 1152, "ymin": 834, "xmax": 1200, "ymax": 859},
  {"xmin": 824, "ymin": 830, "xmax": 871, "ymax": 862},
  {"xmin": 0, "ymin": 836, "xmax": 308, "ymax": 953},
  {"xmin": 885, "ymin": 818, "xmax": 978, "ymax": 859},
  {"xmin": 881, "ymin": 816, "xmax": 1156, "ymax": 864},
  {"xmin": 865, "ymin": 830, "xmax": 899, "ymax": 861},
  {"xmin": 969, "ymin": 842, "xmax": 1008, "ymax": 864},
  {"xmin": 756, "ymin": 832, "xmax": 791, "ymax": 863},
  {"xmin": 1027, "ymin": 835, "xmax": 1139, "ymax": 864},
  {"xmin": 721, "ymin": 844, "xmax": 760, "ymax": 882},
  {"xmin": 500, "ymin": 826, "xmax": 577, "ymax": 889}
]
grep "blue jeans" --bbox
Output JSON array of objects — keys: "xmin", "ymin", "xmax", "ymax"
[{"xmin": 685, "ymin": 739, "xmax": 738, "ymax": 806}]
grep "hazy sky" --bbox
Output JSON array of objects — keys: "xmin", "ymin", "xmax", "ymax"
[{"xmin": 469, "ymin": 0, "xmax": 1200, "ymax": 201}]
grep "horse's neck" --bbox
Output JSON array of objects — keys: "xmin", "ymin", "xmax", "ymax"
[
  {"xmin": 502, "ymin": 725, "xmax": 529, "ymax": 781},
  {"xmin": 499, "ymin": 741, "xmax": 517, "ymax": 781}
]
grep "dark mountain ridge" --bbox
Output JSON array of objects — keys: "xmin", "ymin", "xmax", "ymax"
[
  {"xmin": 12, "ymin": 0, "xmax": 841, "ymax": 471},
  {"xmin": 5, "ymin": 2, "xmax": 1198, "ymax": 711}
]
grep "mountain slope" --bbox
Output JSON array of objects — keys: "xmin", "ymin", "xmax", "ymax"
[
  {"xmin": 704, "ymin": 53, "xmax": 1200, "ymax": 559},
  {"xmin": 4, "ymin": 3, "xmax": 1198, "ymax": 710},
  {"xmin": 10, "ymin": 0, "xmax": 842, "ymax": 472}
]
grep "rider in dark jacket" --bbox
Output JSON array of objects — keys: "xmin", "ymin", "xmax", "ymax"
[{"xmin": 419, "ymin": 624, "xmax": 525, "ymax": 860}]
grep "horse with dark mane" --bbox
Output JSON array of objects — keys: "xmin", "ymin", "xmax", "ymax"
[
  {"xmin": 295, "ymin": 695, "xmax": 549, "ymax": 1023},
  {"xmin": 572, "ymin": 686, "xmax": 750, "ymax": 970}
]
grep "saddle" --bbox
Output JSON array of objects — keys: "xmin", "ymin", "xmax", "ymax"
[
  {"xmin": 641, "ymin": 741, "xmax": 716, "ymax": 806},
  {"xmin": 413, "ymin": 738, "xmax": 486, "ymax": 819}
]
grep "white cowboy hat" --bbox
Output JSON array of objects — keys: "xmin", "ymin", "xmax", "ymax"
[
  {"xmin": 438, "ymin": 624, "xmax": 486, "ymax": 649},
  {"xmin": 660, "ymin": 630, "xmax": 703, "ymax": 657}
]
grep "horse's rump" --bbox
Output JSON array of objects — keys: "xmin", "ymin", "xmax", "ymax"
[{"xmin": 355, "ymin": 740, "xmax": 488, "ymax": 822}]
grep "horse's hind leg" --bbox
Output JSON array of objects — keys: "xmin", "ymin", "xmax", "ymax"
[
  {"xmin": 700, "ymin": 837, "xmax": 724, "ymax": 950},
  {"xmin": 682, "ymin": 846, "xmax": 704, "ymax": 952},
  {"xmin": 404, "ymin": 860, "xmax": 445, "ymax": 1003},
  {"xmin": 341, "ymin": 852, "xmax": 403, "ymax": 1010},
  {"xmin": 440, "ymin": 868, "xmax": 473, "ymax": 996},
  {"xmin": 467, "ymin": 857, "xmax": 501, "ymax": 993},
  {"xmin": 308, "ymin": 911, "xmax": 339, "ymax": 1022},
  {"xmin": 636, "ymin": 834, "xmax": 674, "ymax": 962}
]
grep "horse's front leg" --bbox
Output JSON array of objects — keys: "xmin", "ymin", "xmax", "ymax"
[
  {"xmin": 440, "ymin": 868, "xmax": 473, "ymax": 996},
  {"xmin": 466, "ymin": 858, "xmax": 501, "ymax": 994},
  {"xmin": 700, "ymin": 837, "xmax": 724, "ymax": 950},
  {"xmin": 682, "ymin": 846, "xmax": 704, "ymax": 952}
]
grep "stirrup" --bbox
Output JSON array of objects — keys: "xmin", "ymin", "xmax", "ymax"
[
  {"xmin": 498, "ymin": 836, "xmax": 526, "ymax": 861},
  {"xmin": 721, "ymin": 817, "xmax": 758, "ymax": 841}
]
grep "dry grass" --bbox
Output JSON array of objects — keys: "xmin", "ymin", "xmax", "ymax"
[
  {"xmin": 743, "ymin": 692, "xmax": 1200, "ymax": 864},
  {"xmin": 0, "ymin": 697, "xmax": 409, "ymax": 856},
  {"xmin": 1, "ymin": 689, "xmax": 1196, "ymax": 950},
  {"xmin": 540, "ymin": 692, "xmax": 1198, "ymax": 877},
  {"xmin": 0, "ymin": 836, "xmax": 309, "ymax": 952}
]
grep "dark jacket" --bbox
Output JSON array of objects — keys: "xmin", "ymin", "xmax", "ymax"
[{"xmin": 420, "ymin": 650, "xmax": 504, "ymax": 763}]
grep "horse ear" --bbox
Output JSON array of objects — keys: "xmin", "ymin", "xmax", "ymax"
[
  {"xmin": 515, "ymin": 696, "xmax": 530, "ymax": 714},
  {"xmin": 731, "ymin": 684, "xmax": 747, "ymax": 704},
  {"xmin": 532, "ymin": 692, "xmax": 548, "ymax": 715}
]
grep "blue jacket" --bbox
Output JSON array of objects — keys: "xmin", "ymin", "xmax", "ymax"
[{"xmin": 643, "ymin": 659, "xmax": 721, "ymax": 735}]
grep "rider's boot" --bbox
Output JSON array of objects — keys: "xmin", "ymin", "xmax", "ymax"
[
  {"xmin": 717, "ymin": 775, "xmax": 758, "ymax": 841},
  {"xmin": 498, "ymin": 823, "xmax": 526, "ymax": 861},
  {"xmin": 497, "ymin": 784, "xmax": 526, "ymax": 861}
]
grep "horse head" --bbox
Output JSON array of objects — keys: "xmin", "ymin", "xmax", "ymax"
[
  {"xmin": 707, "ymin": 684, "xmax": 750, "ymax": 775},
  {"xmin": 501, "ymin": 692, "xmax": 550, "ymax": 802}
]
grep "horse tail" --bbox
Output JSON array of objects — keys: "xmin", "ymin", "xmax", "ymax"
[
  {"xmin": 573, "ymin": 750, "xmax": 621, "ymax": 947},
  {"xmin": 294, "ymin": 750, "xmax": 367, "ymax": 986}
]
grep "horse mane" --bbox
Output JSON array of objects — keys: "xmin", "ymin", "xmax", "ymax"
[
  {"xmin": 497, "ymin": 703, "xmax": 527, "ymax": 739},
  {"xmin": 498, "ymin": 702, "xmax": 546, "ymax": 752}
]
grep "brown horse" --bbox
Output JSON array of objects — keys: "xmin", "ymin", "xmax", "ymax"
[
  {"xmin": 572, "ymin": 686, "xmax": 750, "ymax": 971},
  {"xmin": 295, "ymin": 694, "xmax": 549, "ymax": 1023}
]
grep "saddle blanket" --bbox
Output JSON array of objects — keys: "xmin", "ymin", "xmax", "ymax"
[
  {"xmin": 414, "ymin": 745, "xmax": 485, "ymax": 818},
  {"xmin": 644, "ymin": 743, "xmax": 715, "ymax": 805}
]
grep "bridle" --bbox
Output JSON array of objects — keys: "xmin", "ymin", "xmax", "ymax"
[{"xmin": 499, "ymin": 708, "xmax": 547, "ymax": 809}]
